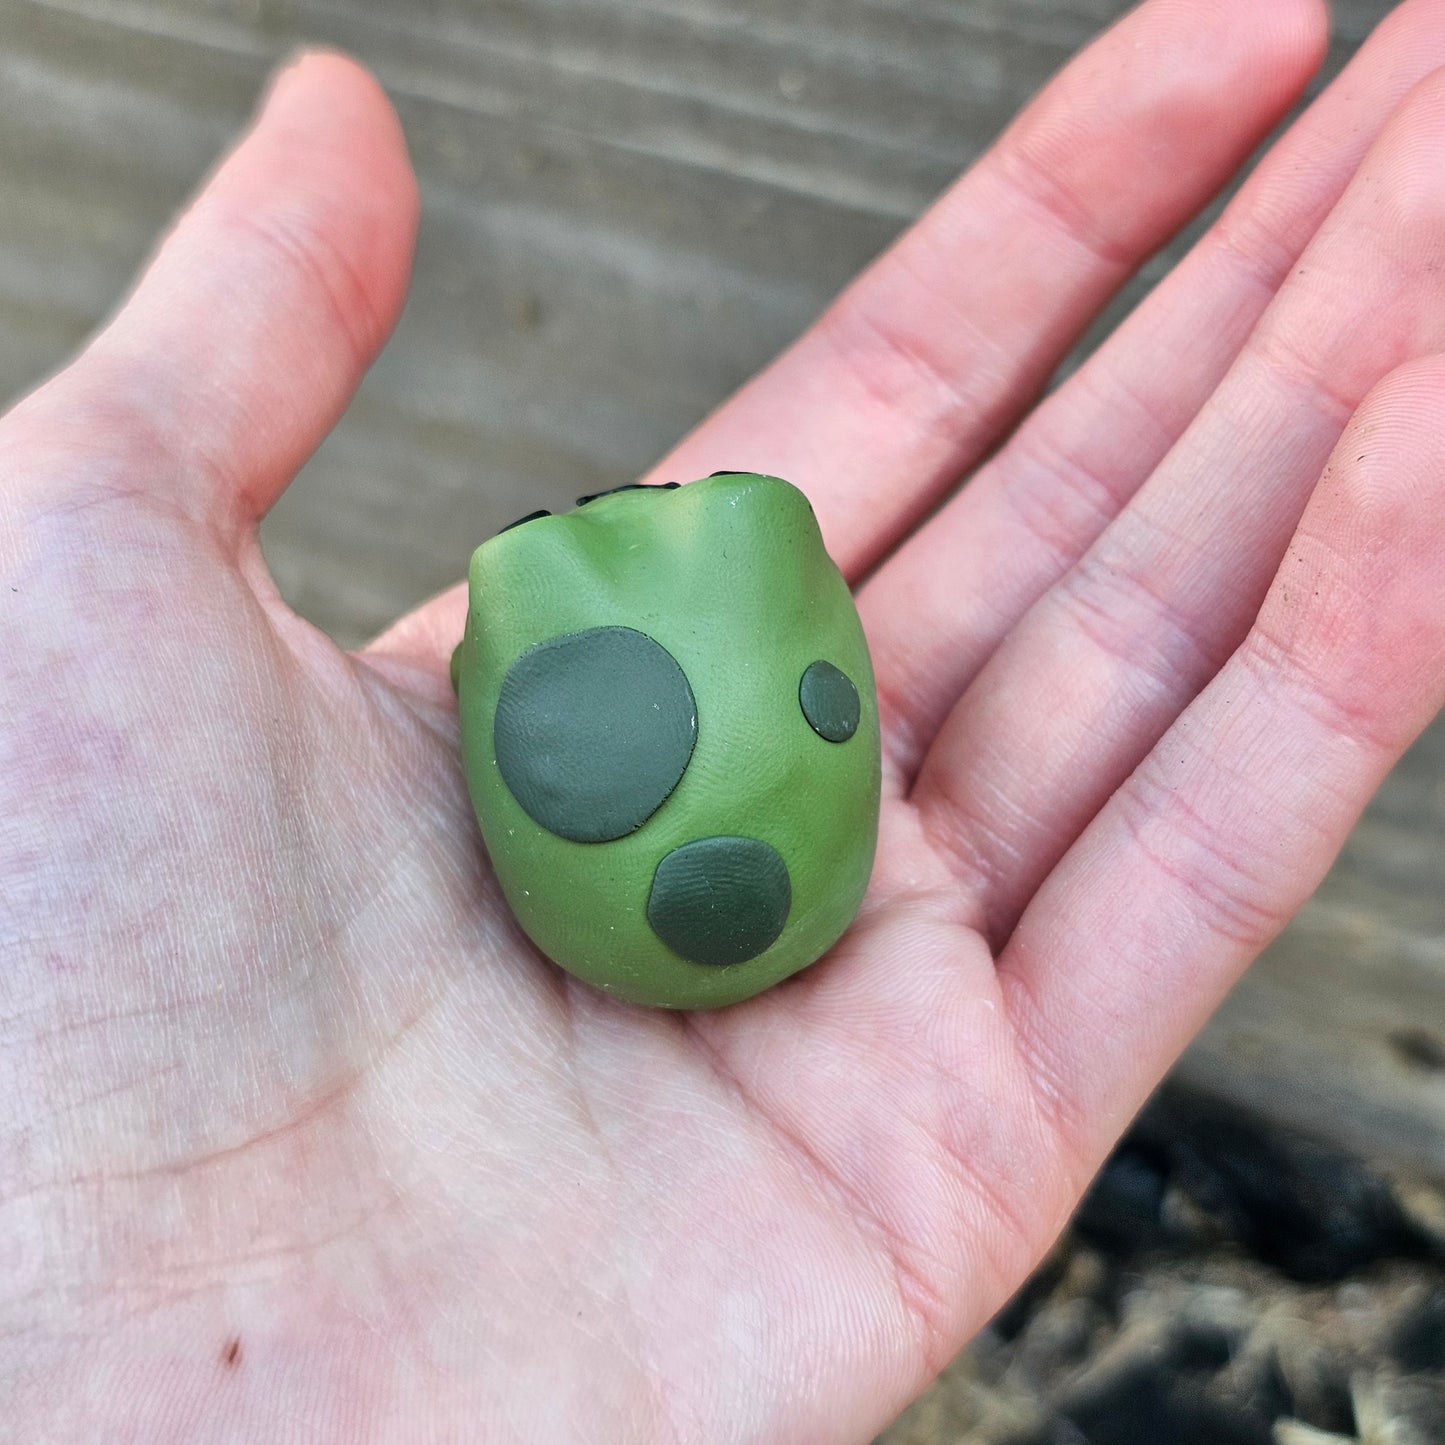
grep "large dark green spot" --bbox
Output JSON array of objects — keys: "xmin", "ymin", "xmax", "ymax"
[
  {"xmin": 494, "ymin": 626, "xmax": 696, "ymax": 843},
  {"xmin": 647, "ymin": 836, "xmax": 791, "ymax": 967},
  {"xmin": 799, "ymin": 659, "xmax": 860, "ymax": 743}
]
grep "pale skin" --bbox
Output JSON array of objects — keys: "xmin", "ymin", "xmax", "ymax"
[{"xmin": 8, "ymin": 0, "xmax": 1445, "ymax": 1436}]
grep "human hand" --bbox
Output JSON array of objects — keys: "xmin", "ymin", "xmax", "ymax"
[{"xmin": 8, "ymin": 1, "xmax": 1445, "ymax": 1438}]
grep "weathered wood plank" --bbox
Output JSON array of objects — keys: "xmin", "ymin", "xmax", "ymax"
[{"xmin": 4, "ymin": 0, "xmax": 1437, "ymax": 1179}]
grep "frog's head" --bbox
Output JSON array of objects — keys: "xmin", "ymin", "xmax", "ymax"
[{"xmin": 453, "ymin": 472, "xmax": 880, "ymax": 1009}]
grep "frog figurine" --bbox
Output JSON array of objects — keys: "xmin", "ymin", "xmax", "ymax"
[{"xmin": 451, "ymin": 470, "xmax": 881, "ymax": 1009}]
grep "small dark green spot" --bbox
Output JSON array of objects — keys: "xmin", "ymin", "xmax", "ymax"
[
  {"xmin": 648, "ymin": 836, "xmax": 791, "ymax": 967},
  {"xmin": 799, "ymin": 659, "xmax": 860, "ymax": 743}
]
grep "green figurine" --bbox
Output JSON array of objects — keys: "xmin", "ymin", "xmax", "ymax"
[{"xmin": 451, "ymin": 471, "xmax": 881, "ymax": 1009}]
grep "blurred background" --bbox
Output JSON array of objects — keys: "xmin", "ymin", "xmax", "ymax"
[{"xmin": 2, "ymin": 0, "xmax": 1441, "ymax": 1440}]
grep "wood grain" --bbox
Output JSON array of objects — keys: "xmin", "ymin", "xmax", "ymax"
[{"xmin": 3, "ymin": 0, "xmax": 1437, "ymax": 1185}]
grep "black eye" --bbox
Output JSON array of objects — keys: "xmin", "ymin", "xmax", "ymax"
[
  {"xmin": 497, "ymin": 509, "xmax": 551, "ymax": 535},
  {"xmin": 575, "ymin": 482, "xmax": 681, "ymax": 506},
  {"xmin": 799, "ymin": 660, "xmax": 860, "ymax": 743},
  {"xmin": 494, "ymin": 626, "xmax": 697, "ymax": 843}
]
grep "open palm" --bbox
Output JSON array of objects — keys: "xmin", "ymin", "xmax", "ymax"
[{"xmin": 10, "ymin": 1, "xmax": 1445, "ymax": 1439}]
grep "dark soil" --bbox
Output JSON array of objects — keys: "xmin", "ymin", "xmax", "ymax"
[{"xmin": 882, "ymin": 1085, "xmax": 1445, "ymax": 1445}]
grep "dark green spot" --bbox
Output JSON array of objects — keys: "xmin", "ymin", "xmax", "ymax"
[
  {"xmin": 647, "ymin": 836, "xmax": 791, "ymax": 967},
  {"xmin": 799, "ymin": 659, "xmax": 860, "ymax": 743},
  {"xmin": 494, "ymin": 627, "xmax": 696, "ymax": 843}
]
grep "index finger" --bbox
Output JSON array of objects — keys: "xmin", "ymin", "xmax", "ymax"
[{"xmin": 632, "ymin": 0, "xmax": 1327, "ymax": 577}]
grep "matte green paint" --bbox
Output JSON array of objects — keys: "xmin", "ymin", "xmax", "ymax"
[{"xmin": 453, "ymin": 472, "xmax": 881, "ymax": 1009}]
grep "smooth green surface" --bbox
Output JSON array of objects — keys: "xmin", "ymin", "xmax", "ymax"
[{"xmin": 455, "ymin": 472, "xmax": 881, "ymax": 1008}]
